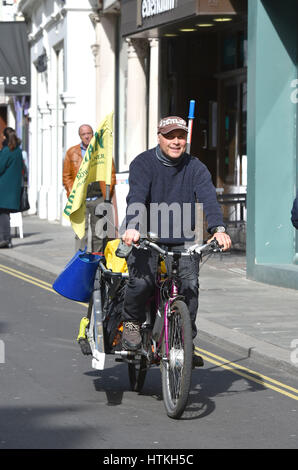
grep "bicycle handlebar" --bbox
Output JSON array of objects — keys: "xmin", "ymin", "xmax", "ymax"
[
  {"xmin": 100, "ymin": 238, "xmax": 222, "ymax": 279},
  {"xmin": 140, "ymin": 238, "xmax": 222, "ymax": 258}
]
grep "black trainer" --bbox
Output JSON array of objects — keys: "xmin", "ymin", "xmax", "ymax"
[
  {"xmin": 0, "ymin": 240, "xmax": 10, "ymax": 248},
  {"xmin": 193, "ymin": 353, "xmax": 204, "ymax": 368},
  {"xmin": 193, "ymin": 344, "xmax": 204, "ymax": 368},
  {"xmin": 122, "ymin": 321, "xmax": 142, "ymax": 351}
]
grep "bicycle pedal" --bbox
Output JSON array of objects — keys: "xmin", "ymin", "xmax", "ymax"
[{"xmin": 114, "ymin": 349, "xmax": 136, "ymax": 359}]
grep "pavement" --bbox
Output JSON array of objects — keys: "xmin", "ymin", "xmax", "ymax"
[{"xmin": 1, "ymin": 214, "xmax": 298, "ymax": 377}]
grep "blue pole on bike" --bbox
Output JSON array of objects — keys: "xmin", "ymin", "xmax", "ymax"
[{"xmin": 186, "ymin": 100, "xmax": 196, "ymax": 154}]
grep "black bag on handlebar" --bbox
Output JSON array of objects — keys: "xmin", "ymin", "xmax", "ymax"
[{"xmin": 115, "ymin": 239, "xmax": 133, "ymax": 258}]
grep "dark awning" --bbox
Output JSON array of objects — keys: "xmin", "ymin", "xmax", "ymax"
[
  {"xmin": 121, "ymin": 0, "xmax": 198, "ymax": 37},
  {"xmin": 0, "ymin": 22, "xmax": 30, "ymax": 96},
  {"xmin": 121, "ymin": 0, "xmax": 246, "ymax": 38}
]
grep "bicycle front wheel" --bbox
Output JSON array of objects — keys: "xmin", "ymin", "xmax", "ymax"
[{"xmin": 161, "ymin": 300, "xmax": 193, "ymax": 419}]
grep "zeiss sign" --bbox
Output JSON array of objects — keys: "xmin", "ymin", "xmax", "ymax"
[
  {"xmin": 0, "ymin": 22, "xmax": 30, "ymax": 95},
  {"xmin": 0, "ymin": 76, "xmax": 28, "ymax": 87},
  {"xmin": 142, "ymin": 0, "xmax": 177, "ymax": 19}
]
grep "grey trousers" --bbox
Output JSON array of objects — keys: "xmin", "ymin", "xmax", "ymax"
[
  {"xmin": 75, "ymin": 197, "xmax": 104, "ymax": 253},
  {"xmin": 0, "ymin": 211, "xmax": 11, "ymax": 243}
]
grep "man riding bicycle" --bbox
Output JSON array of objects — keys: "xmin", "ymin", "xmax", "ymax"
[{"xmin": 121, "ymin": 116, "xmax": 231, "ymax": 366}]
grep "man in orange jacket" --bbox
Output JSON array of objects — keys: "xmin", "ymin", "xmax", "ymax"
[{"xmin": 63, "ymin": 124, "xmax": 116, "ymax": 253}]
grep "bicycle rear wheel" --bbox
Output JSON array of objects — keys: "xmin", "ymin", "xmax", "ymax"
[{"xmin": 161, "ymin": 300, "xmax": 193, "ymax": 419}]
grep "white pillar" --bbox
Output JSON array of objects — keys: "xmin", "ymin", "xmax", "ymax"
[
  {"xmin": 54, "ymin": 46, "xmax": 66, "ymax": 223},
  {"xmin": 47, "ymin": 101, "xmax": 58, "ymax": 221},
  {"xmin": 38, "ymin": 106, "xmax": 51, "ymax": 219},
  {"xmin": 60, "ymin": 92, "xmax": 77, "ymax": 224},
  {"xmin": 58, "ymin": 98, "xmax": 66, "ymax": 224},
  {"xmin": 92, "ymin": 13, "xmax": 116, "ymax": 125},
  {"xmin": 46, "ymin": 46, "xmax": 65, "ymax": 222},
  {"xmin": 91, "ymin": 42, "xmax": 100, "ymax": 125},
  {"xmin": 117, "ymin": 38, "xmax": 128, "ymax": 172},
  {"xmin": 125, "ymin": 38, "xmax": 148, "ymax": 166},
  {"xmin": 27, "ymin": 64, "xmax": 38, "ymax": 214},
  {"xmin": 148, "ymin": 38, "xmax": 159, "ymax": 149},
  {"xmin": 27, "ymin": 106, "xmax": 38, "ymax": 214},
  {"xmin": 61, "ymin": 92, "xmax": 77, "ymax": 153},
  {"xmin": 65, "ymin": 9, "xmax": 96, "ymax": 129}
]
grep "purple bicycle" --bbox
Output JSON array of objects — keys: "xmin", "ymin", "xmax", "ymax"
[{"xmin": 109, "ymin": 235, "xmax": 222, "ymax": 419}]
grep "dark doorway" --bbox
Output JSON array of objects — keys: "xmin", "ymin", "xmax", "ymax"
[
  {"xmin": 160, "ymin": 23, "xmax": 247, "ymax": 190},
  {"xmin": 159, "ymin": 14, "xmax": 247, "ymax": 248}
]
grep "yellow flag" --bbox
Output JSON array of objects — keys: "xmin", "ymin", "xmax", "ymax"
[{"xmin": 63, "ymin": 112, "xmax": 114, "ymax": 239}]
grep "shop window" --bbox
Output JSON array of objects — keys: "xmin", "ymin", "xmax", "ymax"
[
  {"xmin": 223, "ymin": 84, "xmax": 237, "ymax": 184},
  {"xmin": 222, "ymin": 36, "xmax": 237, "ymax": 71},
  {"xmin": 221, "ymin": 32, "xmax": 247, "ymax": 72},
  {"xmin": 219, "ymin": 75, "xmax": 247, "ymax": 188}
]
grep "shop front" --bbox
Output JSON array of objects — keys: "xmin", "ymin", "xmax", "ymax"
[
  {"xmin": 121, "ymin": 0, "xmax": 298, "ymax": 290},
  {"xmin": 246, "ymin": 0, "xmax": 298, "ymax": 289},
  {"xmin": 121, "ymin": 0, "xmax": 248, "ymax": 248}
]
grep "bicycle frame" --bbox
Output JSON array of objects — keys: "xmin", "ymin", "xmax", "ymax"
[
  {"xmin": 140, "ymin": 239, "xmax": 220, "ymax": 365},
  {"xmin": 164, "ymin": 281, "xmax": 178, "ymax": 357},
  {"xmin": 89, "ymin": 238, "xmax": 220, "ymax": 367},
  {"xmin": 153, "ymin": 254, "xmax": 184, "ymax": 361}
]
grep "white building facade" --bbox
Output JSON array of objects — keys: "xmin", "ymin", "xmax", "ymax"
[
  {"xmin": 0, "ymin": 0, "xmax": 24, "ymax": 135},
  {"xmin": 16, "ymin": 0, "xmax": 160, "ymax": 223},
  {"xmin": 17, "ymin": 0, "xmax": 101, "ymax": 222}
]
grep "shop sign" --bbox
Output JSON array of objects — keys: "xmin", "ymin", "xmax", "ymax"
[
  {"xmin": 141, "ymin": 0, "xmax": 176, "ymax": 20},
  {"xmin": 121, "ymin": 0, "xmax": 198, "ymax": 36},
  {"xmin": 0, "ymin": 22, "xmax": 30, "ymax": 96}
]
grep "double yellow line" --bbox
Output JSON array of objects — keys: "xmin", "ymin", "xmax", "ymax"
[
  {"xmin": 1, "ymin": 261, "xmax": 298, "ymax": 401},
  {"xmin": 0, "ymin": 263, "xmax": 54, "ymax": 292},
  {"xmin": 0, "ymin": 263, "xmax": 88, "ymax": 307},
  {"xmin": 195, "ymin": 346, "xmax": 298, "ymax": 401}
]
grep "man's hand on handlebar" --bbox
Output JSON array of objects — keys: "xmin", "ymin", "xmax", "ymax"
[
  {"xmin": 208, "ymin": 232, "xmax": 231, "ymax": 252},
  {"xmin": 122, "ymin": 229, "xmax": 231, "ymax": 252},
  {"xmin": 122, "ymin": 229, "xmax": 140, "ymax": 246}
]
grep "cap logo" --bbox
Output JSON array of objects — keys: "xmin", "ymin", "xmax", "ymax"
[
  {"xmin": 157, "ymin": 115, "xmax": 188, "ymax": 134},
  {"xmin": 159, "ymin": 117, "xmax": 186, "ymax": 127}
]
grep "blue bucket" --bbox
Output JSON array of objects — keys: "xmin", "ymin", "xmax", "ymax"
[{"xmin": 53, "ymin": 251, "xmax": 103, "ymax": 302}]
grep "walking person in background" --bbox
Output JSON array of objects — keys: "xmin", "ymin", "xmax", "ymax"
[
  {"xmin": 0, "ymin": 127, "xmax": 23, "ymax": 248},
  {"xmin": 63, "ymin": 124, "xmax": 116, "ymax": 253}
]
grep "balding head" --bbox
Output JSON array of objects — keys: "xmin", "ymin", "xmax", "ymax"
[{"xmin": 78, "ymin": 124, "xmax": 93, "ymax": 149}]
